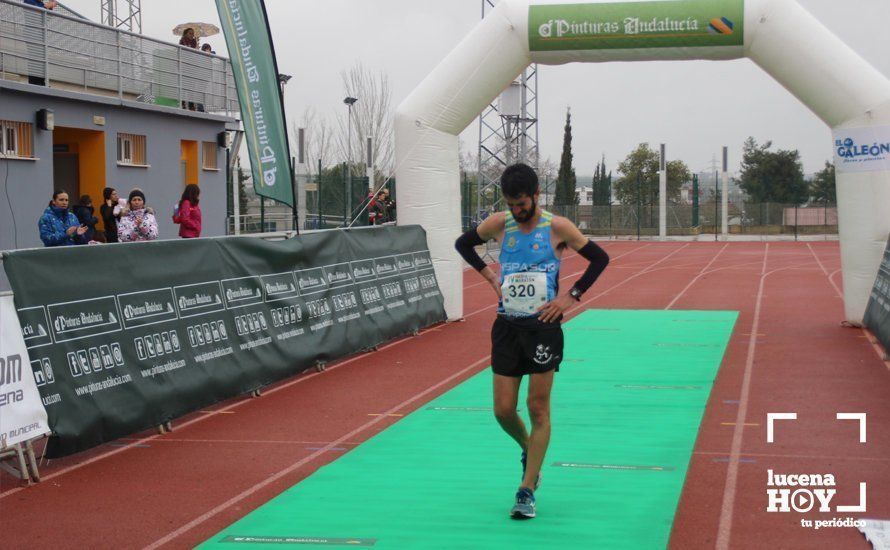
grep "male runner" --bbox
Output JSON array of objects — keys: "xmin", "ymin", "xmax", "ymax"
[{"xmin": 454, "ymin": 163, "xmax": 609, "ymax": 519}]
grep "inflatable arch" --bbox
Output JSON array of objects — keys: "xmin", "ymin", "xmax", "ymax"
[{"xmin": 395, "ymin": 0, "xmax": 890, "ymax": 322}]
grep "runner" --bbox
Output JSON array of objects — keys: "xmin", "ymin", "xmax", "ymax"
[{"xmin": 454, "ymin": 163, "xmax": 609, "ymax": 519}]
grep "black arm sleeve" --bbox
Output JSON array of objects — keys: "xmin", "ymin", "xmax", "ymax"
[
  {"xmin": 572, "ymin": 240, "xmax": 609, "ymax": 294},
  {"xmin": 454, "ymin": 228, "xmax": 487, "ymax": 272}
]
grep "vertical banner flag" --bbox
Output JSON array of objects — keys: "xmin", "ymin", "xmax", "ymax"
[
  {"xmin": 0, "ymin": 295, "xmax": 50, "ymax": 448},
  {"xmin": 216, "ymin": 0, "xmax": 294, "ymax": 207}
]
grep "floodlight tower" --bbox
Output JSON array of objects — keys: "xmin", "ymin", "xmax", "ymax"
[
  {"xmin": 101, "ymin": 0, "xmax": 142, "ymax": 33},
  {"xmin": 476, "ymin": 0, "xmax": 539, "ymax": 249}
]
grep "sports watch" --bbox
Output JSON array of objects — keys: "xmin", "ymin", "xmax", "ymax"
[{"xmin": 569, "ymin": 287, "xmax": 583, "ymax": 301}]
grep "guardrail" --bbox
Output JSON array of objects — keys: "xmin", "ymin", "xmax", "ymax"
[
  {"xmin": 0, "ymin": 0, "xmax": 238, "ymax": 116},
  {"xmin": 226, "ymin": 213, "xmax": 382, "ymax": 234}
]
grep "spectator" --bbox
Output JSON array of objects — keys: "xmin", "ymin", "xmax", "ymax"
[
  {"xmin": 178, "ymin": 28, "xmax": 199, "ymax": 109},
  {"xmin": 71, "ymin": 194, "xmax": 98, "ymax": 243},
  {"xmin": 118, "ymin": 189, "xmax": 159, "ymax": 242},
  {"xmin": 368, "ymin": 190, "xmax": 387, "ymax": 225},
  {"xmin": 365, "ymin": 190, "xmax": 374, "ymax": 225},
  {"xmin": 381, "ymin": 188, "xmax": 396, "ymax": 223},
  {"xmin": 179, "ymin": 28, "xmax": 198, "ymax": 49},
  {"xmin": 173, "ymin": 183, "xmax": 202, "ymax": 238},
  {"xmin": 100, "ymin": 187, "xmax": 123, "ymax": 243},
  {"xmin": 201, "ymin": 44, "xmax": 215, "ymax": 55},
  {"xmin": 39, "ymin": 190, "xmax": 86, "ymax": 247}
]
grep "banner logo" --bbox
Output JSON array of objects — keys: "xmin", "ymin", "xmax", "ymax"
[
  {"xmin": 708, "ymin": 17, "xmax": 734, "ymax": 35},
  {"xmin": 832, "ymin": 126, "xmax": 890, "ymax": 174},
  {"xmin": 765, "ymin": 413, "xmax": 867, "ymax": 529},
  {"xmin": 529, "ymin": 1, "xmax": 744, "ymax": 52}
]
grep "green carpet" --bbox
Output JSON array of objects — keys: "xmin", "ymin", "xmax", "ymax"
[{"xmin": 201, "ymin": 309, "xmax": 737, "ymax": 549}]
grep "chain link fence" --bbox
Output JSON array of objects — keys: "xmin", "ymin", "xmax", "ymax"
[{"xmin": 546, "ymin": 202, "xmax": 838, "ymax": 238}]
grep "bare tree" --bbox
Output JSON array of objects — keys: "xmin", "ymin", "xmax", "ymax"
[
  {"xmin": 335, "ymin": 63, "xmax": 394, "ymax": 185},
  {"xmin": 458, "ymin": 138, "xmax": 478, "ymax": 177},
  {"xmin": 293, "ymin": 107, "xmax": 334, "ymax": 178}
]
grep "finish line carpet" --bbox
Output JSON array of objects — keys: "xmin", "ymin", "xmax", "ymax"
[{"xmin": 201, "ymin": 309, "xmax": 737, "ymax": 548}]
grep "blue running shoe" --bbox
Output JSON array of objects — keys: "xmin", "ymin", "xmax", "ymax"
[
  {"xmin": 511, "ymin": 487, "xmax": 536, "ymax": 519},
  {"xmin": 520, "ymin": 451, "xmax": 542, "ymax": 490}
]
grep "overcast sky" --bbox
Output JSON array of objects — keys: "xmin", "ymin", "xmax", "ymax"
[{"xmin": 64, "ymin": 0, "xmax": 890, "ymax": 175}]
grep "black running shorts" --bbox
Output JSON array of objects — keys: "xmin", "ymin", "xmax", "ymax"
[{"xmin": 491, "ymin": 316, "xmax": 564, "ymax": 378}]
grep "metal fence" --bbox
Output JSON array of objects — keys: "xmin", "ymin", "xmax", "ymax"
[
  {"xmin": 0, "ymin": 0, "xmax": 238, "ymax": 116},
  {"xmin": 303, "ymin": 174, "xmax": 396, "ymax": 230},
  {"xmin": 547, "ymin": 202, "xmax": 839, "ymax": 238},
  {"xmin": 227, "ymin": 213, "xmax": 298, "ymax": 235}
]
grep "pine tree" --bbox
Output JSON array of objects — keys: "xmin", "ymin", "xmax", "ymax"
[
  {"xmin": 592, "ymin": 155, "xmax": 611, "ymax": 206},
  {"xmin": 554, "ymin": 107, "xmax": 578, "ymax": 206}
]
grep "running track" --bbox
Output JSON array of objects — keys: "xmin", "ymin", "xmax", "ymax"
[{"xmin": 1, "ymin": 242, "xmax": 887, "ymax": 549}]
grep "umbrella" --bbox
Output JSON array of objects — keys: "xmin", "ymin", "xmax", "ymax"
[{"xmin": 172, "ymin": 22, "xmax": 220, "ymax": 39}]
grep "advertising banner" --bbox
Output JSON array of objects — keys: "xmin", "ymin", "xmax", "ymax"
[
  {"xmin": 2, "ymin": 227, "xmax": 445, "ymax": 457},
  {"xmin": 832, "ymin": 125, "xmax": 890, "ymax": 174},
  {"xmin": 864, "ymin": 235, "xmax": 890, "ymax": 353},
  {"xmin": 0, "ymin": 294, "xmax": 50, "ymax": 448},
  {"xmin": 216, "ymin": 0, "xmax": 294, "ymax": 206},
  {"xmin": 528, "ymin": 0, "xmax": 744, "ymax": 52}
]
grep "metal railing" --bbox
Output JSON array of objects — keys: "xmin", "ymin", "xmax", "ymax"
[
  {"xmin": 227, "ymin": 213, "xmax": 299, "ymax": 235},
  {"xmin": 0, "ymin": 0, "xmax": 238, "ymax": 116}
]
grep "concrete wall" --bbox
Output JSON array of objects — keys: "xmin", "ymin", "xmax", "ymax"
[{"xmin": 0, "ymin": 85, "xmax": 231, "ymax": 253}]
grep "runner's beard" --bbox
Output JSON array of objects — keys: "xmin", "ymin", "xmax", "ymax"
[{"xmin": 512, "ymin": 199, "xmax": 536, "ymax": 223}]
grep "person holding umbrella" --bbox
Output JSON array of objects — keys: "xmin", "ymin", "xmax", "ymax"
[
  {"xmin": 173, "ymin": 23, "xmax": 220, "ymax": 49},
  {"xmin": 178, "ymin": 27, "xmax": 198, "ymax": 49},
  {"xmin": 174, "ymin": 22, "xmax": 220, "ymax": 110}
]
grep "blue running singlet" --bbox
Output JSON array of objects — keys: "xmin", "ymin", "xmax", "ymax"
[{"xmin": 498, "ymin": 210, "xmax": 561, "ymax": 319}]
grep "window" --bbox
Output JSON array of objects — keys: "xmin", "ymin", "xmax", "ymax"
[
  {"xmin": 202, "ymin": 141, "xmax": 218, "ymax": 170},
  {"xmin": 117, "ymin": 133, "xmax": 146, "ymax": 165},
  {"xmin": 0, "ymin": 120, "xmax": 33, "ymax": 158}
]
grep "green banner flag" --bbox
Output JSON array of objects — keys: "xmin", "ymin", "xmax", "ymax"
[
  {"xmin": 216, "ymin": 0, "xmax": 294, "ymax": 207},
  {"xmin": 529, "ymin": 0, "xmax": 744, "ymax": 52}
]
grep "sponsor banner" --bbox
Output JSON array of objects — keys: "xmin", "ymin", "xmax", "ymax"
[
  {"xmin": 0, "ymin": 295, "xmax": 50, "ymax": 448},
  {"xmin": 832, "ymin": 126, "xmax": 890, "ymax": 174},
  {"xmin": 2, "ymin": 226, "xmax": 445, "ymax": 457},
  {"xmin": 528, "ymin": 0, "xmax": 744, "ymax": 52},
  {"xmin": 215, "ymin": 0, "xmax": 294, "ymax": 206},
  {"xmin": 864, "ymin": 235, "xmax": 890, "ymax": 352}
]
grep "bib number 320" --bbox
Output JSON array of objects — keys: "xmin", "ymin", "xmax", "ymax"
[
  {"xmin": 508, "ymin": 283, "xmax": 535, "ymax": 298},
  {"xmin": 501, "ymin": 272, "xmax": 547, "ymax": 315}
]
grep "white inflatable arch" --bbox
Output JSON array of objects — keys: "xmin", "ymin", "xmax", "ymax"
[{"xmin": 395, "ymin": 0, "xmax": 890, "ymax": 322}]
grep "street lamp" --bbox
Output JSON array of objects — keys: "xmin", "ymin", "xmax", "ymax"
[
  {"xmin": 343, "ymin": 96, "xmax": 358, "ymax": 224},
  {"xmin": 278, "ymin": 73, "xmax": 292, "ymax": 95}
]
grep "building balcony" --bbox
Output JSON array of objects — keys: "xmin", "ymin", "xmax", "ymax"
[{"xmin": 0, "ymin": 0, "xmax": 239, "ymax": 117}]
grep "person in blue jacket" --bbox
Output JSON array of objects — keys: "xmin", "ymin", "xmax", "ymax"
[{"xmin": 39, "ymin": 190, "xmax": 87, "ymax": 246}]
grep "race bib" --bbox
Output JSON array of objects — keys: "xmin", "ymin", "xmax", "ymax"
[{"xmin": 501, "ymin": 272, "xmax": 548, "ymax": 315}]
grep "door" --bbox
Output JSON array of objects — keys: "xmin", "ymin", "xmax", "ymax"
[{"xmin": 53, "ymin": 153, "xmax": 80, "ymax": 200}]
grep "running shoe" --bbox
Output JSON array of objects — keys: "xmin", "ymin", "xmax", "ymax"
[{"xmin": 510, "ymin": 487, "xmax": 536, "ymax": 519}]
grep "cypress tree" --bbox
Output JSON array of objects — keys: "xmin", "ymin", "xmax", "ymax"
[{"xmin": 554, "ymin": 107, "xmax": 577, "ymax": 206}]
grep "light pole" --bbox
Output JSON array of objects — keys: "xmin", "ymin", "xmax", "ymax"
[
  {"xmin": 278, "ymin": 73, "xmax": 295, "ymax": 230},
  {"xmin": 343, "ymin": 96, "xmax": 358, "ymax": 225}
]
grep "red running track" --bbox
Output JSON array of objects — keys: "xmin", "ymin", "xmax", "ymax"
[{"xmin": 1, "ymin": 242, "xmax": 887, "ymax": 549}]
